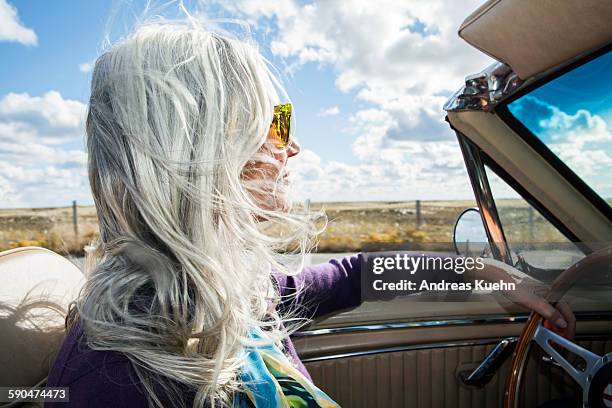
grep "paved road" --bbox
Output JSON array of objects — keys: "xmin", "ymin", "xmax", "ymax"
[{"xmin": 306, "ymin": 252, "xmax": 354, "ymax": 265}]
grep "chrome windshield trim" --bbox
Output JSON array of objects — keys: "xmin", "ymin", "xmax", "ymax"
[
  {"xmin": 444, "ymin": 62, "xmax": 524, "ymax": 112},
  {"xmin": 293, "ymin": 315, "xmax": 528, "ymax": 337},
  {"xmin": 300, "ymin": 338, "xmax": 510, "ymax": 363},
  {"xmin": 294, "ymin": 311, "xmax": 612, "ymax": 338},
  {"xmin": 457, "ymin": 135, "xmax": 513, "ymax": 264}
]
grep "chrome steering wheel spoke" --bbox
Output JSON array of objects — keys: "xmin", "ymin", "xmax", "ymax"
[{"xmin": 533, "ymin": 322, "xmax": 601, "ymax": 390}]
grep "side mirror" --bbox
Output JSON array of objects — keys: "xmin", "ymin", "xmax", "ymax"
[{"xmin": 453, "ymin": 208, "xmax": 489, "ymax": 257}]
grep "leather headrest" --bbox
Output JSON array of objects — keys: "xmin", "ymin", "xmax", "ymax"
[{"xmin": 0, "ymin": 247, "xmax": 84, "ymax": 387}]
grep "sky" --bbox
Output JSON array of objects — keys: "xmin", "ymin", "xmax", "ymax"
[
  {"xmin": 508, "ymin": 50, "xmax": 612, "ymax": 201},
  {"xmin": 0, "ymin": 0, "xmax": 501, "ymax": 208}
]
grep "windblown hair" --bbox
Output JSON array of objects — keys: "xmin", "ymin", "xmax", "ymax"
[{"xmin": 76, "ymin": 17, "xmax": 320, "ymax": 408}]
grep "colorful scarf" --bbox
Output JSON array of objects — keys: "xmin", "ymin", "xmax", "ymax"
[{"xmin": 236, "ymin": 327, "xmax": 341, "ymax": 408}]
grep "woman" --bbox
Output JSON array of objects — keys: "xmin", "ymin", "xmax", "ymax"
[{"xmin": 47, "ymin": 19, "xmax": 572, "ymax": 408}]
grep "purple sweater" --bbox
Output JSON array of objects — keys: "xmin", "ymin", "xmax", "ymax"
[{"xmin": 46, "ymin": 255, "xmax": 363, "ymax": 408}]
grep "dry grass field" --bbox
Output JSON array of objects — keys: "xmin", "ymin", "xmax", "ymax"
[
  {"xmin": 0, "ymin": 205, "xmax": 99, "ymax": 255},
  {"xmin": 310, "ymin": 200, "xmax": 476, "ymax": 252},
  {"xmin": 0, "ymin": 199, "xmax": 574, "ymax": 255}
]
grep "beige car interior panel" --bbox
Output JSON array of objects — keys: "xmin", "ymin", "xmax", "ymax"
[
  {"xmin": 447, "ymin": 110, "xmax": 612, "ymax": 242},
  {"xmin": 459, "ymin": 0, "xmax": 612, "ymax": 79},
  {"xmin": 304, "ymin": 337, "xmax": 612, "ymax": 408},
  {"xmin": 0, "ymin": 247, "xmax": 84, "ymax": 388},
  {"xmin": 307, "ymin": 342, "xmax": 509, "ymax": 408},
  {"xmin": 294, "ymin": 319, "xmax": 612, "ymax": 361}
]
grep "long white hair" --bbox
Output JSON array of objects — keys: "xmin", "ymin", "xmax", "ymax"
[{"xmin": 75, "ymin": 16, "xmax": 320, "ymax": 408}]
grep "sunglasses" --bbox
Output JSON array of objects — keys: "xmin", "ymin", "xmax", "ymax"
[{"xmin": 270, "ymin": 103, "xmax": 292, "ymax": 148}]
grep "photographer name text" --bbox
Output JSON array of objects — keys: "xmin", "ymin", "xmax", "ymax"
[{"xmin": 372, "ymin": 279, "xmax": 515, "ymax": 292}]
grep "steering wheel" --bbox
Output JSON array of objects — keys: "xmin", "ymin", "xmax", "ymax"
[{"xmin": 504, "ymin": 245, "xmax": 612, "ymax": 408}]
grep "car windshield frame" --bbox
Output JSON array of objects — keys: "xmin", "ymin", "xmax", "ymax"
[
  {"xmin": 495, "ymin": 42, "xmax": 612, "ymax": 222},
  {"xmin": 456, "ymin": 132, "xmax": 587, "ymax": 259}
]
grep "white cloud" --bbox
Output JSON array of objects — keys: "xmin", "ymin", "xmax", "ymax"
[
  {"xmin": 552, "ymin": 144, "xmax": 612, "ymax": 178},
  {"xmin": 0, "ymin": 0, "xmax": 37, "ymax": 46},
  {"xmin": 510, "ymin": 95, "xmax": 612, "ymax": 197},
  {"xmin": 0, "ymin": 91, "xmax": 86, "ymax": 144},
  {"xmin": 287, "ymin": 144, "xmax": 473, "ymax": 202},
  {"xmin": 0, "ymin": 91, "xmax": 90, "ymax": 208},
  {"xmin": 318, "ymin": 106, "xmax": 339, "ymax": 116},
  {"xmin": 0, "ymin": 173, "xmax": 12, "ymax": 201},
  {"xmin": 229, "ymin": 0, "xmax": 491, "ymax": 101},
  {"xmin": 544, "ymin": 108, "xmax": 612, "ymax": 146},
  {"xmin": 79, "ymin": 61, "xmax": 94, "ymax": 73},
  {"xmin": 221, "ymin": 0, "xmax": 492, "ymax": 201},
  {"xmin": 512, "ymin": 96, "xmax": 612, "ymax": 147}
]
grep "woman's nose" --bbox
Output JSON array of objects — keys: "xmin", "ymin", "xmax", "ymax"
[{"xmin": 287, "ymin": 138, "xmax": 301, "ymax": 158}]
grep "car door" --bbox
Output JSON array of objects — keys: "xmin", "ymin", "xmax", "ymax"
[
  {"xmin": 292, "ymin": 47, "xmax": 612, "ymax": 408},
  {"xmin": 290, "ymin": 149, "xmax": 612, "ymax": 408}
]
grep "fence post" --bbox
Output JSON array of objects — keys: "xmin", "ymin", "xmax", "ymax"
[
  {"xmin": 72, "ymin": 201, "xmax": 78, "ymax": 243},
  {"xmin": 305, "ymin": 198, "xmax": 310, "ymax": 212},
  {"xmin": 528, "ymin": 206, "xmax": 534, "ymax": 240},
  {"xmin": 416, "ymin": 200, "xmax": 421, "ymax": 229}
]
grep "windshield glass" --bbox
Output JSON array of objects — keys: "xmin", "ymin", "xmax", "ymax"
[{"xmin": 507, "ymin": 49, "xmax": 612, "ymax": 208}]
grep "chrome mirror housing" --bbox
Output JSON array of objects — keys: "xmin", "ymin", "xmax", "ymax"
[{"xmin": 453, "ymin": 208, "xmax": 489, "ymax": 257}]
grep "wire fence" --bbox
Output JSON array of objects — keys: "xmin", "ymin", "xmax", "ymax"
[{"xmin": 1, "ymin": 199, "xmax": 562, "ymax": 255}]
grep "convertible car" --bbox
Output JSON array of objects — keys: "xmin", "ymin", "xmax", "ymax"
[
  {"xmin": 1, "ymin": 0, "xmax": 611, "ymax": 407},
  {"xmin": 295, "ymin": 1, "xmax": 612, "ymax": 408}
]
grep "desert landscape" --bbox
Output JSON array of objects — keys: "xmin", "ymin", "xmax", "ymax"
[{"xmin": 0, "ymin": 199, "xmax": 575, "ymax": 256}]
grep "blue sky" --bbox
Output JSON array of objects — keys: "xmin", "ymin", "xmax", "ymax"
[
  {"xmin": 0, "ymin": 0, "xmax": 499, "ymax": 208},
  {"xmin": 508, "ymin": 50, "xmax": 612, "ymax": 200},
  {"xmin": 0, "ymin": 1, "xmax": 107, "ymax": 101}
]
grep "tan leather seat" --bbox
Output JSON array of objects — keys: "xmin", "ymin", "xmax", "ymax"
[{"xmin": 0, "ymin": 247, "xmax": 84, "ymax": 390}]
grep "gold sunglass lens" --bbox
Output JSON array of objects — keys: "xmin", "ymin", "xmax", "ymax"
[{"xmin": 272, "ymin": 103, "xmax": 292, "ymax": 148}]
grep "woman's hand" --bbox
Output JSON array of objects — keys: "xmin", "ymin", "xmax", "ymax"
[
  {"xmin": 466, "ymin": 258, "xmax": 575, "ymax": 334},
  {"xmin": 505, "ymin": 280, "xmax": 576, "ymax": 337},
  {"xmin": 501, "ymin": 275, "xmax": 570, "ymax": 331},
  {"xmin": 543, "ymin": 301, "xmax": 576, "ymax": 341}
]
